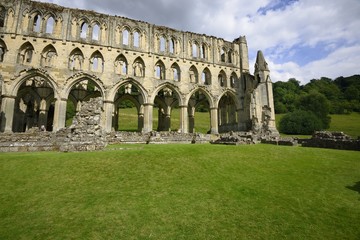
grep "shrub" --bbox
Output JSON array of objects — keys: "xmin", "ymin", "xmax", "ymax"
[{"xmin": 279, "ymin": 110, "xmax": 323, "ymax": 135}]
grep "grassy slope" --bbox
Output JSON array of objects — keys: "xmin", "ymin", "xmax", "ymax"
[{"xmin": 0, "ymin": 144, "xmax": 359, "ymax": 239}]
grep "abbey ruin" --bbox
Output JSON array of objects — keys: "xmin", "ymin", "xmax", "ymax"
[{"xmin": 0, "ymin": 0, "xmax": 278, "ymax": 142}]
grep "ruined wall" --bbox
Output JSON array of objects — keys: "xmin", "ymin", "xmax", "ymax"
[{"xmin": 0, "ymin": 0, "xmax": 278, "ymax": 136}]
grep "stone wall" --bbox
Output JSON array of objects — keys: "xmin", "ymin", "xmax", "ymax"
[{"xmin": 302, "ymin": 131, "xmax": 360, "ymax": 151}]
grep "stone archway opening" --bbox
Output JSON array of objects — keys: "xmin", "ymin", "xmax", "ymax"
[
  {"xmin": 13, "ymin": 76, "xmax": 55, "ymax": 132},
  {"xmin": 188, "ymin": 90, "xmax": 211, "ymax": 134},
  {"xmin": 113, "ymin": 83, "xmax": 144, "ymax": 132},
  {"xmin": 66, "ymin": 79, "xmax": 102, "ymax": 126},
  {"xmin": 153, "ymin": 87, "xmax": 180, "ymax": 132},
  {"xmin": 218, "ymin": 93, "xmax": 238, "ymax": 133}
]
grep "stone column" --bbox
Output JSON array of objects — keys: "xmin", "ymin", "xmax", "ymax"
[
  {"xmin": 38, "ymin": 99, "xmax": 48, "ymax": 129},
  {"xmin": 188, "ymin": 106, "xmax": 195, "ymax": 133},
  {"xmin": 164, "ymin": 106, "xmax": 171, "ymax": 131},
  {"xmin": 179, "ymin": 105, "xmax": 188, "ymax": 133},
  {"xmin": 52, "ymin": 98, "xmax": 67, "ymax": 132},
  {"xmin": 103, "ymin": 100, "xmax": 114, "ymax": 133},
  {"xmin": 0, "ymin": 95, "xmax": 16, "ymax": 132},
  {"xmin": 138, "ymin": 105, "xmax": 144, "ymax": 132},
  {"xmin": 143, "ymin": 103, "xmax": 153, "ymax": 133},
  {"xmin": 210, "ymin": 107, "xmax": 219, "ymax": 134}
]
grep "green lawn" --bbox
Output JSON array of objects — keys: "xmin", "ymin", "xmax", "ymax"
[{"xmin": 0, "ymin": 144, "xmax": 359, "ymax": 239}]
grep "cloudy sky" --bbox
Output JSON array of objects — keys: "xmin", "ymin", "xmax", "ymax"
[{"xmin": 37, "ymin": 0, "xmax": 360, "ymax": 84}]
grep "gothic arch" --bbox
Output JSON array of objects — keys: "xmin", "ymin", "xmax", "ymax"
[
  {"xmin": 171, "ymin": 62, "xmax": 181, "ymax": 81},
  {"xmin": 68, "ymin": 48, "xmax": 84, "ymax": 70},
  {"xmin": 108, "ymin": 78, "xmax": 148, "ymax": 104},
  {"xmin": 40, "ymin": 44, "xmax": 57, "ymax": 68},
  {"xmin": 63, "ymin": 73, "xmax": 105, "ymax": 100},
  {"xmin": 132, "ymin": 56, "xmax": 145, "ymax": 77},
  {"xmin": 0, "ymin": 39, "xmax": 7, "ymax": 62},
  {"xmin": 17, "ymin": 42, "xmax": 35, "ymax": 64},
  {"xmin": 89, "ymin": 50, "xmax": 104, "ymax": 72},
  {"xmin": 218, "ymin": 70, "xmax": 227, "ymax": 87},
  {"xmin": 150, "ymin": 83, "xmax": 184, "ymax": 106},
  {"xmin": 154, "ymin": 59, "xmax": 166, "ymax": 79},
  {"xmin": 201, "ymin": 67, "xmax": 212, "ymax": 85},
  {"xmin": 186, "ymin": 87, "xmax": 215, "ymax": 109},
  {"xmin": 189, "ymin": 65, "xmax": 199, "ymax": 83},
  {"xmin": 114, "ymin": 54, "xmax": 128, "ymax": 75}
]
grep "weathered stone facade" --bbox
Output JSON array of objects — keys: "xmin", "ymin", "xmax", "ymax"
[{"xmin": 0, "ymin": 0, "xmax": 278, "ymax": 136}]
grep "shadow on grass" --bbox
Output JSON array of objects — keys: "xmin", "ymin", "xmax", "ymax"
[{"xmin": 346, "ymin": 181, "xmax": 360, "ymax": 196}]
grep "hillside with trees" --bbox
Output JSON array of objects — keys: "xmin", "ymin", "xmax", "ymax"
[{"xmin": 273, "ymin": 75, "xmax": 360, "ymax": 134}]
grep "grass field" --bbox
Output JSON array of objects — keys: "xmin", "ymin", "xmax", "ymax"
[{"xmin": 0, "ymin": 144, "xmax": 359, "ymax": 239}]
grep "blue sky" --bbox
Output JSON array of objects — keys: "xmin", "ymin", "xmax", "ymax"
[{"xmin": 38, "ymin": 0, "xmax": 360, "ymax": 84}]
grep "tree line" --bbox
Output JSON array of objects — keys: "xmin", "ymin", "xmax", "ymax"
[{"xmin": 273, "ymin": 75, "xmax": 360, "ymax": 134}]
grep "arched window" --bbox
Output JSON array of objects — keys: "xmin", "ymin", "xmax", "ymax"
[
  {"xmin": 0, "ymin": 6, "xmax": 6, "ymax": 27},
  {"xmin": 218, "ymin": 71, "xmax": 227, "ymax": 87},
  {"xmin": 230, "ymin": 73, "xmax": 237, "ymax": 88},
  {"xmin": 159, "ymin": 36, "xmax": 166, "ymax": 52},
  {"xmin": 171, "ymin": 63, "xmax": 180, "ymax": 81},
  {"xmin": 155, "ymin": 61, "xmax": 165, "ymax": 79},
  {"xmin": 220, "ymin": 48, "xmax": 226, "ymax": 62},
  {"xmin": 92, "ymin": 24, "xmax": 100, "ymax": 41},
  {"xmin": 41, "ymin": 45, "xmax": 57, "ymax": 68},
  {"xmin": 115, "ymin": 54, "xmax": 128, "ymax": 75},
  {"xmin": 122, "ymin": 29, "xmax": 129, "ymax": 45},
  {"xmin": 169, "ymin": 38, "xmax": 175, "ymax": 54},
  {"xmin": 18, "ymin": 42, "xmax": 34, "ymax": 64},
  {"xmin": 33, "ymin": 14, "xmax": 41, "ymax": 32},
  {"xmin": 69, "ymin": 48, "xmax": 84, "ymax": 71},
  {"xmin": 228, "ymin": 50, "xmax": 233, "ymax": 63},
  {"xmin": 80, "ymin": 22, "xmax": 88, "ymax": 39},
  {"xmin": 133, "ymin": 57, "xmax": 145, "ymax": 77},
  {"xmin": 90, "ymin": 51, "xmax": 104, "ymax": 72},
  {"xmin": 189, "ymin": 65, "xmax": 198, "ymax": 83},
  {"xmin": 201, "ymin": 68, "xmax": 211, "ymax": 85},
  {"xmin": 45, "ymin": 16, "xmax": 55, "ymax": 34},
  {"xmin": 133, "ymin": 31, "xmax": 140, "ymax": 48},
  {"xmin": 200, "ymin": 44, "xmax": 206, "ymax": 59},
  {"xmin": 192, "ymin": 43, "xmax": 198, "ymax": 58}
]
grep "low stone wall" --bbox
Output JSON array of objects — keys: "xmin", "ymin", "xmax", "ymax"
[
  {"xmin": 302, "ymin": 131, "xmax": 360, "ymax": 151},
  {"xmin": 210, "ymin": 132, "xmax": 256, "ymax": 145}
]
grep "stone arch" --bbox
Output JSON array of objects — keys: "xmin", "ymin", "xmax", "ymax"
[
  {"xmin": 5, "ymin": 7, "xmax": 15, "ymax": 31},
  {"xmin": 151, "ymin": 83, "xmax": 183, "ymax": 131},
  {"xmin": 90, "ymin": 21, "xmax": 101, "ymax": 41},
  {"xmin": 112, "ymin": 79, "xmax": 147, "ymax": 132},
  {"xmin": 29, "ymin": 10, "xmax": 43, "ymax": 32},
  {"xmin": 186, "ymin": 87, "xmax": 214, "ymax": 133},
  {"xmin": 11, "ymin": 71, "xmax": 59, "ymax": 132},
  {"xmin": 121, "ymin": 26, "xmax": 131, "ymax": 46},
  {"xmin": 201, "ymin": 67, "xmax": 212, "ymax": 85},
  {"xmin": 217, "ymin": 91, "xmax": 239, "ymax": 133},
  {"xmin": 0, "ymin": 39, "xmax": 7, "ymax": 62},
  {"xmin": 154, "ymin": 59, "xmax": 166, "ymax": 79},
  {"xmin": 171, "ymin": 62, "xmax": 181, "ymax": 81},
  {"xmin": 132, "ymin": 56, "xmax": 145, "ymax": 77},
  {"xmin": 230, "ymin": 72, "xmax": 238, "ymax": 88},
  {"xmin": 89, "ymin": 50, "xmax": 104, "ymax": 72},
  {"xmin": 189, "ymin": 65, "xmax": 199, "ymax": 83},
  {"xmin": 218, "ymin": 70, "xmax": 227, "ymax": 87},
  {"xmin": 114, "ymin": 54, "xmax": 128, "ymax": 75},
  {"xmin": 158, "ymin": 34, "xmax": 167, "ymax": 52},
  {"xmin": 191, "ymin": 40, "xmax": 200, "ymax": 58},
  {"xmin": 108, "ymin": 78, "xmax": 147, "ymax": 104},
  {"xmin": 40, "ymin": 44, "xmax": 57, "ymax": 68},
  {"xmin": 132, "ymin": 28, "xmax": 142, "ymax": 48},
  {"xmin": 63, "ymin": 73, "xmax": 105, "ymax": 100},
  {"xmin": 17, "ymin": 42, "xmax": 35, "ymax": 64},
  {"xmin": 69, "ymin": 47, "xmax": 84, "ymax": 71},
  {"xmin": 79, "ymin": 17, "xmax": 90, "ymax": 39},
  {"xmin": 43, "ymin": 13, "xmax": 56, "ymax": 34}
]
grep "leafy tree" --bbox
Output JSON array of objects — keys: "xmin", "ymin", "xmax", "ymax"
[
  {"xmin": 297, "ymin": 92, "xmax": 331, "ymax": 129},
  {"xmin": 279, "ymin": 110, "xmax": 323, "ymax": 135},
  {"xmin": 273, "ymin": 78, "xmax": 301, "ymax": 113}
]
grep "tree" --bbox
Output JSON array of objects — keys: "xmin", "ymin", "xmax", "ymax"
[
  {"xmin": 297, "ymin": 92, "xmax": 331, "ymax": 129},
  {"xmin": 273, "ymin": 78, "xmax": 301, "ymax": 113},
  {"xmin": 279, "ymin": 110, "xmax": 322, "ymax": 135}
]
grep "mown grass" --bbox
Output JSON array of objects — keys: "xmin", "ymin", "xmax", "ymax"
[{"xmin": 0, "ymin": 144, "xmax": 359, "ymax": 239}]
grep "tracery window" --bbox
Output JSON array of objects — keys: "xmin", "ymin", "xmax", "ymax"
[{"xmin": 45, "ymin": 16, "xmax": 55, "ymax": 34}]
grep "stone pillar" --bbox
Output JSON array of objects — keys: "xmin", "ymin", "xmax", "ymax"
[
  {"xmin": 38, "ymin": 99, "xmax": 48, "ymax": 129},
  {"xmin": 52, "ymin": 98, "xmax": 67, "ymax": 132},
  {"xmin": 143, "ymin": 103, "xmax": 153, "ymax": 133},
  {"xmin": 138, "ymin": 105, "xmax": 144, "ymax": 132},
  {"xmin": 164, "ymin": 106, "xmax": 171, "ymax": 131},
  {"xmin": 188, "ymin": 106, "xmax": 195, "ymax": 133},
  {"xmin": 103, "ymin": 100, "xmax": 114, "ymax": 133},
  {"xmin": 0, "ymin": 95, "xmax": 16, "ymax": 132},
  {"xmin": 179, "ymin": 105, "xmax": 188, "ymax": 133},
  {"xmin": 210, "ymin": 107, "xmax": 219, "ymax": 134}
]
